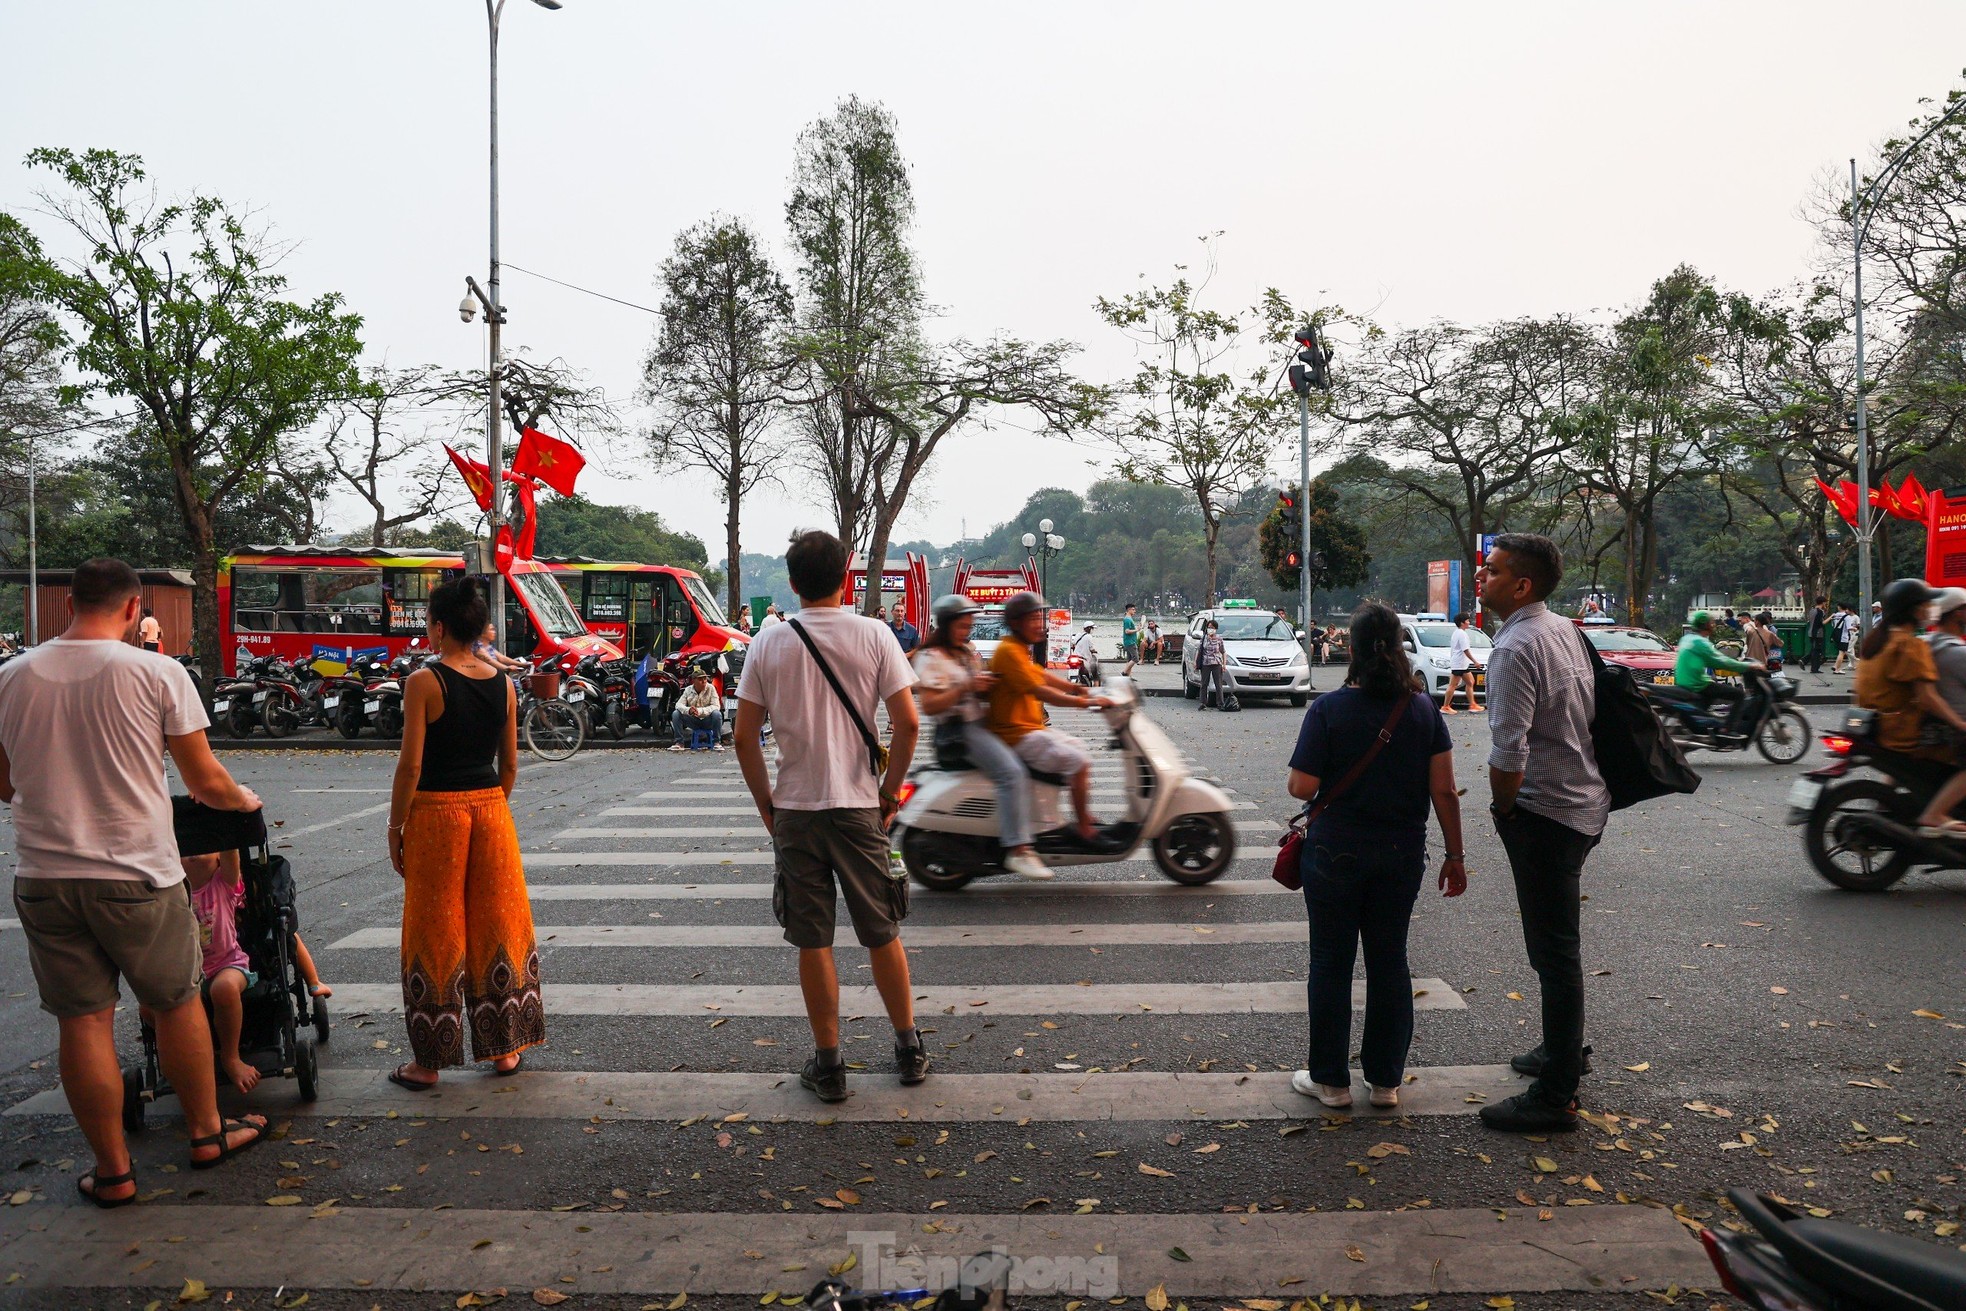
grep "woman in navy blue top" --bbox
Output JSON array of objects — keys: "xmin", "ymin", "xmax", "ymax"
[{"xmin": 1284, "ymin": 602, "xmax": 1467, "ymax": 1110}]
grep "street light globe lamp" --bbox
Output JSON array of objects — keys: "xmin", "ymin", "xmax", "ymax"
[
  {"xmin": 1039, "ymin": 518, "xmax": 1054, "ymax": 535},
  {"xmin": 1021, "ymin": 532, "xmax": 1037, "ymax": 550},
  {"xmin": 1046, "ymin": 533, "xmax": 1064, "ymax": 551}
]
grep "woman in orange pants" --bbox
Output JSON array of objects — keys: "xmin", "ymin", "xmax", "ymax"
[{"xmin": 384, "ymin": 577, "xmax": 542, "ymax": 1088}]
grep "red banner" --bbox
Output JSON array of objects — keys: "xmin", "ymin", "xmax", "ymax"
[
  {"xmin": 444, "ymin": 445, "xmax": 497, "ymax": 512},
  {"xmin": 512, "ymin": 427, "xmax": 586, "ymax": 498}
]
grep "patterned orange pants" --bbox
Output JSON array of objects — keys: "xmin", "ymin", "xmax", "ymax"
[{"xmin": 400, "ymin": 788, "xmax": 544, "ymax": 1067}]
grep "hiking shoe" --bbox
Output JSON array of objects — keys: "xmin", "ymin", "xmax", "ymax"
[
  {"xmin": 1510, "ymin": 1043, "xmax": 1593, "ymax": 1078},
  {"xmin": 800, "ymin": 1054, "xmax": 848, "ymax": 1103},
  {"xmin": 1479, "ymin": 1089, "xmax": 1579, "ymax": 1133},
  {"xmin": 895, "ymin": 1031, "xmax": 930, "ymax": 1086}
]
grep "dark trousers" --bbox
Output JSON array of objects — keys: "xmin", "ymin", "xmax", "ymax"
[
  {"xmin": 1494, "ymin": 806, "xmax": 1599, "ymax": 1102},
  {"xmin": 1300, "ymin": 834, "xmax": 1425, "ymax": 1088},
  {"xmin": 1806, "ymin": 632, "xmax": 1826, "ymax": 673}
]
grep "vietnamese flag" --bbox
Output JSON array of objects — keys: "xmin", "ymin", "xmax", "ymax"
[
  {"xmin": 1896, "ymin": 472, "xmax": 1929, "ymax": 522},
  {"xmin": 512, "ymin": 427, "xmax": 586, "ymax": 498},
  {"xmin": 444, "ymin": 444, "xmax": 497, "ymax": 512},
  {"xmin": 1817, "ymin": 478, "xmax": 1858, "ymax": 526}
]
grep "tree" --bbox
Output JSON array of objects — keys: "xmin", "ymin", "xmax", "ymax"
[
  {"xmin": 1094, "ymin": 254, "xmax": 1298, "ymax": 603},
  {"xmin": 323, "ymin": 363, "xmax": 453, "ymax": 548},
  {"xmin": 1336, "ymin": 316, "xmax": 1593, "ymax": 597},
  {"xmin": 23, "ymin": 147, "xmax": 362, "ymax": 671},
  {"xmin": 784, "ymin": 95, "xmax": 924, "ymax": 551},
  {"xmin": 644, "ymin": 217, "xmax": 794, "ymax": 619},
  {"xmin": 1572, "ymin": 266, "xmax": 1725, "ymax": 624},
  {"xmin": 1257, "ymin": 478, "xmax": 1370, "ymax": 595},
  {"xmin": 529, "ymin": 495, "xmax": 708, "ymax": 571},
  {"xmin": 0, "ymin": 212, "xmax": 72, "ymax": 624}
]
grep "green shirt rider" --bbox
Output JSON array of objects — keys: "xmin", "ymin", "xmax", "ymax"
[{"xmin": 1674, "ymin": 610, "xmax": 1764, "ymax": 731}]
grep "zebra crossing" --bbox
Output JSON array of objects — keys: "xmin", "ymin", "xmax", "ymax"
[{"xmin": 0, "ymin": 713, "xmax": 1711, "ymax": 1302}]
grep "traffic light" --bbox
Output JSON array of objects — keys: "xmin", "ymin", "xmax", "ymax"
[
  {"xmin": 1288, "ymin": 324, "xmax": 1334, "ymax": 394},
  {"xmin": 1276, "ymin": 489, "xmax": 1301, "ymax": 555}
]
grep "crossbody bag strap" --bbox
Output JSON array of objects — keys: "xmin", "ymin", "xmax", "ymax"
[
  {"xmin": 786, "ymin": 618, "xmax": 883, "ymax": 776},
  {"xmin": 1296, "ymin": 690, "xmax": 1413, "ymax": 831}
]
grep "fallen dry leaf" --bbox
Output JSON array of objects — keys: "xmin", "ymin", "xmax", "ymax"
[
  {"xmin": 1531, "ymin": 1157, "xmax": 1559, "ymax": 1174},
  {"xmin": 1623, "ymin": 1062, "xmax": 1650, "ymax": 1073},
  {"xmin": 1145, "ymin": 1283, "xmax": 1169, "ymax": 1311},
  {"xmin": 533, "ymin": 1292, "xmax": 570, "ymax": 1307},
  {"xmin": 1138, "ymin": 1163, "xmax": 1174, "ymax": 1178},
  {"xmin": 1344, "ymin": 1245, "xmax": 1365, "ymax": 1263}
]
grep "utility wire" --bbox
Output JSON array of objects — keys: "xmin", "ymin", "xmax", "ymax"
[{"xmin": 502, "ymin": 262, "xmax": 659, "ymax": 316}]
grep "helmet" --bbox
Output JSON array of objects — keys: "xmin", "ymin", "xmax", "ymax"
[
  {"xmin": 931, "ymin": 593, "xmax": 983, "ymax": 630},
  {"xmin": 1929, "ymin": 587, "xmax": 1966, "ymax": 622},
  {"xmin": 1003, "ymin": 591, "xmax": 1046, "ymax": 626},
  {"xmin": 1882, "ymin": 577, "xmax": 1940, "ymax": 624},
  {"xmin": 1689, "ymin": 610, "xmax": 1712, "ymax": 630}
]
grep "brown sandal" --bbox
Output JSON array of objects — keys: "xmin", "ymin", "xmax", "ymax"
[
  {"xmin": 78, "ymin": 1169, "xmax": 138, "ymax": 1209},
  {"xmin": 188, "ymin": 1115, "xmax": 267, "ymax": 1170}
]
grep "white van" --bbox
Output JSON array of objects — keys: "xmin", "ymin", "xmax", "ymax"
[{"xmin": 1181, "ymin": 605, "xmax": 1311, "ymax": 706}]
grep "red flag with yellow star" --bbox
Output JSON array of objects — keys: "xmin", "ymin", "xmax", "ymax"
[
  {"xmin": 511, "ymin": 427, "xmax": 586, "ymax": 497},
  {"xmin": 443, "ymin": 444, "xmax": 497, "ymax": 512}
]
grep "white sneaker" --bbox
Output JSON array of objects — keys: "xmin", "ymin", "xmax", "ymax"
[
  {"xmin": 1368, "ymin": 1084, "xmax": 1399, "ymax": 1108},
  {"xmin": 667, "ymin": 743, "xmax": 686, "ymax": 752},
  {"xmin": 1002, "ymin": 850, "xmax": 1055, "ymax": 881},
  {"xmin": 712, "ymin": 744, "xmax": 727, "ymax": 752},
  {"xmin": 1290, "ymin": 1070, "xmax": 1352, "ymax": 1107}
]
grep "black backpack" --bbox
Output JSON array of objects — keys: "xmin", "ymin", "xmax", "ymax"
[{"xmin": 1574, "ymin": 629, "xmax": 1701, "ymax": 810}]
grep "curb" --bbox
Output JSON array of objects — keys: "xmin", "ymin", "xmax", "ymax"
[{"xmin": 208, "ymin": 735, "xmax": 698, "ymax": 753}]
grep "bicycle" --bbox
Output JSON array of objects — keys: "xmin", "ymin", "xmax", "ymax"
[{"xmin": 518, "ymin": 659, "xmax": 586, "ymax": 762}]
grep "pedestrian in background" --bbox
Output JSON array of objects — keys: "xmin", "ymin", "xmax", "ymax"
[
  {"xmin": 387, "ymin": 576, "xmax": 539, "ymax": 1090},
  {"xmin": 1928, "ymin": 588, "xmax": 1966, "ymax": 719},
  {"xmin": 1741, "ymin": 611, "xmax": 1771, "ymax": 665},
  {"xmin": 1832, "ymin": 603, "xmax": 1860, "ymax": 674},
  {"xmin": 138, "ymin": 607, "xmax": 162, "ymax": 653},
  {"xmin": 1144, "ymin": 618, "xmax": 1164, "ymax": 664},
  {"xmin": 669, "ymin": 669, "xmax": 724, "ymax": 751},
  {"xmin": 1284, "ymin": 602, "xmax": 1465, "ymax": 1110},
  {"xmin": 1476, "ymin": 533, "xmax": 1609, "ymax": 1134},
  {"xmin": 889, "ymin": 610, "xmax": 920, "ymax": 654},
  {"xmin": 1120, "ymin": 603, "xmax": 1141, "ymax": 675},
  {"xmin": 1443, "ymin": 612, "xmax": 1483, "ymax": 714},
  {"xmin": 1806, "ymin": 597, "xmax": 1830, "ymax": 674},
  {"xmin": 733, "ymin": 530, "xmax": 925, "ymax": 1103},
  {"xmin": 1195, "ymin": 619, "xmax": 1229, "ymax": 708},
  {"xmin": 0, "ymin": 558, "xmax": 267, "ymax": 1205},
  {"xmin": 762, "ymin": 605, "xmax": 782, "ymax": 628}
]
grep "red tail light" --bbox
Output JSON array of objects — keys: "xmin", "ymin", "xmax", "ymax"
[
  {"xmin": 1697, "ymin": 1228, "xmax": 1750, "ymax": 1303},
  {"xmin": 1822, "ymin": 734, "xmax": 1853, "ymax": 756},
  {"xmin": 896, "ymin": 781, "xmax": 917, "ymax": 807}
]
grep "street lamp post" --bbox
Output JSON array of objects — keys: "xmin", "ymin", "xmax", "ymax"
[
  {"xmin": 460, "ymin": 0, "xmax": 560, "ymax": 648},
  {"xmin": 1021, "ymin": 519, "xmax": 1065, "ymax": 596},
  {"xmin": 1849, "ymin": 96, "xmax": 1966, "ymax": 637}
]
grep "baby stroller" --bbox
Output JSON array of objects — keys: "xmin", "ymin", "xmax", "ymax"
[{"xmin": 121, "ymin": 799, "xmax": 329, "ymax": 1130}]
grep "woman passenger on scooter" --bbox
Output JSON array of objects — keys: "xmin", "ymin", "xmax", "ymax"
[
  {"xmin": 913, "ymin": 596, "xmax": 1053, "ymax": 882},
  {"xmin": 1855, "ymin": 577, "xmax": 1966, "ymax": 837}
]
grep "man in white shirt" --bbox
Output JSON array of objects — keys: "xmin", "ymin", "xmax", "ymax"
[
  {"xmin": 0, "ymin": 558, "xmax": 268, "ymax": 1206},
  {"xmin": 669, "ymin": 669, "xmax": 724, "ymax": 751},
  {"xmin": 734, "ymin": 531, "xmax": 924, "ymax": 1103},
  {"xmin": 1444, "ymin": 612, "xmax": 1484, "ymax": 714}
]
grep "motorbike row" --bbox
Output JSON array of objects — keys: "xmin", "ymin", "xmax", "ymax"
[{"xmin": 210, "ymin": 646, "xmax": 737, "ymax": 752}]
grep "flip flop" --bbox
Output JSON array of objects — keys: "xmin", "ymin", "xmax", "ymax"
[
  {"xmin": 77, "ymin": 1169, "xmax": 137, "ymax": 1209},
  {"xmin": 1918, "ymin": 821, "xmax": 1966, "ymax": 839},
  {"xmin": 491, "ymin": 1054, "xmax": 524, "ymax": 1077},
  {"xmin": 388, "ymin": 1063, "xmax": 438, "ymax": 1092},
  {"xmin": 188, "ymin": 1116, "xmax": 268, "ymax": 1170}
]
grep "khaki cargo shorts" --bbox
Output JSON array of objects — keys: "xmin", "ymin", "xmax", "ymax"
[
  {"xmin": 771, "ymin": 807, "xmax": 908, "ymax": 949},
  {"xmin": 12, "ymin": 878, "xmax": 204, "ymax": 1018}
]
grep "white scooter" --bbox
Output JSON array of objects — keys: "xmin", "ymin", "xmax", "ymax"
[{"xmin": 893, "ymin": 678, "xmax": 1238, "ymax": 889}]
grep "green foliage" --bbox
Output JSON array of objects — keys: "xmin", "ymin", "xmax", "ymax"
[
  {"xmin": 531, "ymin": 495, "xmax": 708, "ymax": 570},
  {"xmin": 1256, "ymin": 479, "xmax": 1370, "ymax": 593}
]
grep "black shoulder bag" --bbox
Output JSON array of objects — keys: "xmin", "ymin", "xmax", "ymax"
[
  {"xmin": 1573, "ymin": 627, "xmax": 1701, "ymax": 810},
  {"xmin": 787, "ymin": 618, "xmax": 890, "ymax": 780}
]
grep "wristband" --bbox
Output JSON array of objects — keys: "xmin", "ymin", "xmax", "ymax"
[{"xmin": 1444, "ymin": 852, "xmax": 1464, "ymax": 861}]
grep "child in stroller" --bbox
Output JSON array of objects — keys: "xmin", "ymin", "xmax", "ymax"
[{"xmin": 122, "ymin": 798, "xmax": 331, "ymax": 1128}]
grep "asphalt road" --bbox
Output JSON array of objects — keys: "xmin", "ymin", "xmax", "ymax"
[{"xmin": 0, "ymin": 674, "xmax": 1962, "ymax": 1311}]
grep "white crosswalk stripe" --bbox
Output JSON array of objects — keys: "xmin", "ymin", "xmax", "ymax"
[
  {"xmin": 332, "ymin": 920, "xmax": 1311, "ymax": 949},
  {"xmin": 322, "ymin": 979, "xmax": 1466, "ymax": 1015},
  {"xmin": 525, "ymin": 878, "xmax": 1296, "ymax": 899}
]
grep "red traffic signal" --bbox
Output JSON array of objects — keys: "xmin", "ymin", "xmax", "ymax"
[
  {"xmin": 1277, "ymin": 491, "xmax": 1297, "ymax": 510},
  {"xmin": 1285, "ymin": 551, "xmax": 1301, "ymax": 568}
]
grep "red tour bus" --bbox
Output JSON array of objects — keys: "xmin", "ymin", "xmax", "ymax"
[
  {"xmin": 219, "ymin": 545, "xmax": 621, "ymax": 676},
  {"xmin": 544, "ymin": 557, "xmax": 748, "ymax": 663},
  {"xmin": 952, "ymin": 557, "xmax": 1039, "ymax": 606},
  {"xmin": 844, "ymin": 551, "xmax": 932, "ymax": 628}
]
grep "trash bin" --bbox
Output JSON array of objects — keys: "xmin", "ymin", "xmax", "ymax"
[{"xmin": 1774, "ymin": 620, "xmax": 1807, "ymax": 657}]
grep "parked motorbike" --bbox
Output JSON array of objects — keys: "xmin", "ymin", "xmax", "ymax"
[
  {"xmin": 588, "ymin": 655, "xmax": 633, "ymax": 741},
  {"xmin": 1789, "ymin": 707, "xmax": 1966, "ymax": 892},
  {"xmin": 560, "ymin": 652, "xmax": 604, "ymax": 739},
  {"xmin": 210, "ymin": 650, "xmax": 269, "ymax": 739},
  {"xmin": 1701, "ymin": 1187, "xmax": 1966, "ymax": 1310},
  {"xmin": 894, "ymin": 678, "xmax": 1237, "ymax": 889},
  {"xmin": 360, "ymin": 646, "xmax": 428, "ymax": 740},
  {"xmin": 324, "ymin": 658, "xmax": 385, "ymax": 740},
  {"xmin": 1640, "ymin": 667, "xmax": 1810, "ymax": 763}
]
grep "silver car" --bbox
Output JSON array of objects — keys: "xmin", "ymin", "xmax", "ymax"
[{"xmin": 1182, "ymin": 608, "xmax": 1311, "ymax": 706}]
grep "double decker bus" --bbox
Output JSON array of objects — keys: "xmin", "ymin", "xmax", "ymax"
[
  {"xmin": 544, "ymin": 558, "xmax": 747, "ymax": 663},
  {"xmin": 219, "ymin": 545, "xmax": 620, "ymax": 676}
]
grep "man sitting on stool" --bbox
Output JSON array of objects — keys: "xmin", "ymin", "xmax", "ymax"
[{"xmin": 670, "ymin": 670, "xmax": 724, "ymax": 751}]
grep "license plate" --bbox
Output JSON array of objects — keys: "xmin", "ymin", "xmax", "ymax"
[
  {"xmin": 253, "ymin": 691, "xmax": 269, "ymax": 703},
  {"xmin": 566, "ymin": 690, "xmax": 584, "ymax": 702},
  {"xmin": 366, "ymin": 700, "xmax": 383, "ymax": 714},
  {"xmin": 1652, "ymin": 673, "xmax": 1674, "ymax": 685},
  {"xmin": 213, "ymin": 700, "xmax": 230, "ymax": 713},
  {"xmin": 322, "ymin": 695, "xmax": 339, "ymax": 709},
  {"xmin": 1242, "ymin": 674, "xmax": 1284, "ymax": 684},
  {"xmin": 1784, "ymin": 778, "xmax": 1821, "ymax": 824}
]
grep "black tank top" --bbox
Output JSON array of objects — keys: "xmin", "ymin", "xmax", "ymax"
[{"xmin": 416, "ymin": 662, "xmax": 506, "ymax": 792}]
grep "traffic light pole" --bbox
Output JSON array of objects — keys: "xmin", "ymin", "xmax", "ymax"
[{"xmin": 1297, "ymin": 385, "xmax": 1313, "ymax": 685}]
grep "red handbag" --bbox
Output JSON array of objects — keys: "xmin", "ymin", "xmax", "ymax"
[{"xmin": 1273, "ymin": 692, "xmax": 1413, "ymax": 890}]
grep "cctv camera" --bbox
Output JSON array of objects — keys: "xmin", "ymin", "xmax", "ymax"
[{"xmin": 458, "ymin": 294, "xmax": 478, "ymax": 323}]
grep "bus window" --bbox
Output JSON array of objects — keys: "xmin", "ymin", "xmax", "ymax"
[
  {"xmin": 585, "ymin": 573, "xmax": 629, "ymax": 624},
  {"xmin": 511, "ymin": 571, "xmax": 586, "ymax": 639},
  {"xmin": 231, "ymin": 568, "xmax": 288, "ymax": 632},
  {"xmin": 306, "ymin": 570, "xmax": 384, "ymax": 634},
  {"xmin": 383, "ymin": 567, "xmax": 450, "ymax": 635},
  {"xmin": 646, "ymin": 575, "xmax": 692, "ymax": 661},
  {"xmin": 629, "ymin": 578, "xmax": 657, "ymax": 656},
  {"xmin": 681, "ymin": 574, "xmax": 727, "ymax": 629}
]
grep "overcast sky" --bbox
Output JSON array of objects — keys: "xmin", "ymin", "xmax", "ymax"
[{"xmin": 6, "ymin": 2, "xmax": 1964, "ymax": 560}]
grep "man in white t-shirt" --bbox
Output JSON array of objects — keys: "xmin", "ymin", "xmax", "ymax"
[
  {"xmin": 0, "ymin": 558, "xmax": 269, "ymax": 1206},
  {"xmin": 1444, "ymin": 611, "xmax": 1484, "ymax": 714},
  {"xmin": 734, "ymin": 531, "xmax": 924, "ymax": 1103}
]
